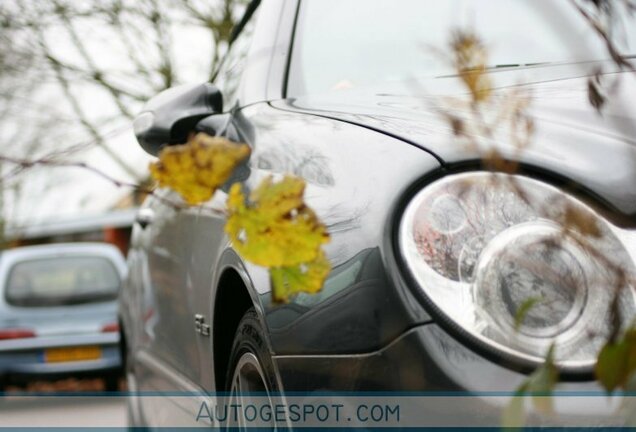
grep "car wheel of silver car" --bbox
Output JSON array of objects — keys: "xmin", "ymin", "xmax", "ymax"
[
  {"xmin": 104, "ymin": 373, "xmax": 120, "ymax": 392},
  {"xmin": 226, "ymin": 307, "xmax": 278, "ymax": 430}
]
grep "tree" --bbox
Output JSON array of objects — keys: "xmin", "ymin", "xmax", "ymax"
[{"xmin": 0, "ymin": 0, "xmax": 247, "ymax": 231}]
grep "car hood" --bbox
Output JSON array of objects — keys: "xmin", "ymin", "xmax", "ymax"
[{"xmin": 277, "ymin": 65, "xmax": 636, "ymax": 219}]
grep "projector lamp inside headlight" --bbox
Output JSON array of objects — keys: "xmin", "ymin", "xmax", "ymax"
[{"xmin": 398, "ymin": 172, "xmax": 635, "ymax": 370}]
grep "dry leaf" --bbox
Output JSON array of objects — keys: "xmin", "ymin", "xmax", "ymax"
[
  {"xmin": 149, "ymin": 133, "xmax": 250, "ymax": 205},
  {"xmin": 225, "ymin": 176, "xmax": 330, "ymax": 268},
  {"xmin": 451, "ymin": 31, "xmax": 492, "ymax": 103},
  {"xmin": 270, "ymin": 251, "xmax": 331, "ymax": 303}
]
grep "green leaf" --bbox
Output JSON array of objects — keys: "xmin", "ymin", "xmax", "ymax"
[
  {"xmin": 526, "ymin": 344, "xmax": 558, "ymax": 415},
  {"xmin": 269, "ymin": 251, "xmax": 331, "ymax": 303},
  {"xmin": 503, "ymin": 345, "xmax": 558, "ymax": 427},
  {"xmin": 596, "ymin": 327, "xmax": 636, "ymax": 392},
  {"xmin": 514, "ymin": 296, "xmax": 543, "ymax": 332},
  {"xmin": 596, "ymin": 342, "xmax": 629, "ymax": 392},
  {"xmin": 501, "ymin": 386, "xmax": 528, "ymax": 430}
]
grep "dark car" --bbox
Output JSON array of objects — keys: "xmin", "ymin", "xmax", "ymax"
[{"xmin": 120, "ymin": 0, "xmax": 636, "ymax": 428}]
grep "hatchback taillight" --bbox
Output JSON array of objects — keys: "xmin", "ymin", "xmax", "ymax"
[
  {"xmin": 0, "ymin": 329, "xmax": 36, "ymax": 340},
  {"xmin": 101, "ymin": 323, "xmax": 119, "ymax": 333}
]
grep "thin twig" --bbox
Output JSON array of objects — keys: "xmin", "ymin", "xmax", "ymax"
[{"xmin": 0, "ymin": 154, "xmax": 229, "ymax": 217}]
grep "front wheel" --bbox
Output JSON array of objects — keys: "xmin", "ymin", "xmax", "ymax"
[{"xmin": 225, "ymin": 308, "xmax": 280, "ymax": 429}]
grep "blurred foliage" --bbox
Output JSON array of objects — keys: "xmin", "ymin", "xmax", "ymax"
[
  {"xmin": 451, "ymin": 31, "xmax": 491, "ymax": 103},
  {"xmin": 150, "ymin": 137, "xmax": 331, "ymax": 303},
  {"xmin": 596, "ymin": 326, "xmax": 636, "ymax": 392},
  {"xmin": 502, "ymin": 346, "xmax": 558, "ymax": 428},
  {"xmin": 442, "ymin": 12, "xmax": 636, "ymax": 426},
  {"xmin": 513, "ymin": 296, "xmax": 544, "ymax": 332},
  {"xmin": 269, "ymin": 251, "xmax": 331, "ymax": 303}
]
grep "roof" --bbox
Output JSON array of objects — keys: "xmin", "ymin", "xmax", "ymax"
[
  {"xmin": 0, "ymin": 242, "xmax": 128, "ymax": 278},
  {"xmin": 4, "ymin": 208, "xmax": 138, "ymax": 241}
]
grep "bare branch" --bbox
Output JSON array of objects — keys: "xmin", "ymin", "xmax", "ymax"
[
  {"xmin": 36, "ymin": 29, "xmax": 141, "ymax": 180},
  {"xmin": 0, "ymin": 153, "xmax": 233, "ymax": 217},
  {"xmin": 52, "ymin": 0, "xmax": 135, "ymax": 119},
  {"xmin": 570, "ymin": 0, "xmax": 636, "ymax": 73}
]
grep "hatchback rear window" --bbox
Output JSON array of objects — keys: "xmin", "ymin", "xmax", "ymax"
[{"xmin": 5, "ymin": 256, "xmax": 120, "ymax": 307}]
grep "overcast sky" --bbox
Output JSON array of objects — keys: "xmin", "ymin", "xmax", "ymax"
[{"xmin": 1, "ymin": 0, "xmax": 225, "ymax": 229}]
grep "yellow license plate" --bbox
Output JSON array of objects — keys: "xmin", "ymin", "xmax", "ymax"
[{"xmin": 45, "ymin": 346, "xmax": 101, "ymax": 363}]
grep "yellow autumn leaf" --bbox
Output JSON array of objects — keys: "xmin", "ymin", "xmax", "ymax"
[
  {"xmin": 270, "ymin": 251, "xmax": 331, "ymax": 303},
  {"xmin": 149, "ymin": 132, "xmax": 251, "ymax": 205},
  {"xmin": 225, "ymin": 176, "xmax": 330, "ymax": 268}
]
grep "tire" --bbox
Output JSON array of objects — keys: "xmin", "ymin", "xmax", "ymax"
[
  {"xmin": 225, "ymin": 308, "xmax": 280, "ymax": 428},
  {"xmin": 104, "ymin": 373, "xmax": 121, "ymax": 392}
]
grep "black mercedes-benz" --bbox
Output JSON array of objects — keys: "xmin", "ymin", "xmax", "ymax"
[{"xmin": 120, "ymin": 0, "xmax": 636, "ymax": 428}]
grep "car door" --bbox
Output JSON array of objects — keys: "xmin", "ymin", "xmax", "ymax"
[{"xmin": 133, "ymin": 189, "xmax": 203, "ymax": 426}]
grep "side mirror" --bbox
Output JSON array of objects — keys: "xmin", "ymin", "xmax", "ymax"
[{"xmin": 133, "ymin": 83, "xmax": 223, "ymax": 156}]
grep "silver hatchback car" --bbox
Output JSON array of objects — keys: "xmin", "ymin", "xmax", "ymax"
[{"xmin": 0, "ymin": 243, "xmax": 126, "ymax": 391}]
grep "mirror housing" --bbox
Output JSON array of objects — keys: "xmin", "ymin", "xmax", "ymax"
[{"xmin": 133, "ymin": 83, "xmax": 223, "ymax": 156}]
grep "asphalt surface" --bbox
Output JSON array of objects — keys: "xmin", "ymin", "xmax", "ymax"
[{"xmin": 0, "ymin": 396, "xmax": 127, "ymax": 427}]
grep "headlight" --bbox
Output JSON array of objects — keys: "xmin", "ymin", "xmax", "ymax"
[{"xmin": 398, "ymin": 172, "xmax": 636, "ymax": 371}]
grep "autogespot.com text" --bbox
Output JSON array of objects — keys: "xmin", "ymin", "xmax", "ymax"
[
  {"xmin": 196, "ymin": 399, "xmax": 400, "ymax": 426},
  {"xmin": 0, "ymin": 392, "xmax": 633, "ymax": 428}
]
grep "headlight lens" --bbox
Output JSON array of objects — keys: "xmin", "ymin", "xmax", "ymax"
[{"xmin": 399, "ymin": 172, "xmax": 636, "ymax": 370}]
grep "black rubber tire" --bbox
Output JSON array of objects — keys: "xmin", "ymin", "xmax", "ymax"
[
  {"xmin": 104, "ymin": 373, "xmax": 121, "ymax": 392},
  {"xmin": 225, "ymin": 307, "xmax": 279, "ymax": 393}
]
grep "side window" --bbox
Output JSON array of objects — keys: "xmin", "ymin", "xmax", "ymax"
[{"xmin": 214, "ymin": 10, "xmax": 260, "ymax": 111}]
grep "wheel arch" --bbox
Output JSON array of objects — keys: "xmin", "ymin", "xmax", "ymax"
[{"xmin": 212, "ymin": 250, "xmax": 269, "ymax": 391}]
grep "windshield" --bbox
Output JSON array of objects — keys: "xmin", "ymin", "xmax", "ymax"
[
  {"xmin": 288, "ymin": 0, "xmax": 636, "ymax": 97},
  {"xmin": 5, "ymin": 256, "xmax": 120, "ymax": 307}
]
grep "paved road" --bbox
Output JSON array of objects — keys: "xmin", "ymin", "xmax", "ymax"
[{"xmin": 0, "ymin": 396, "xmax": 126, "ymax": 427}]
